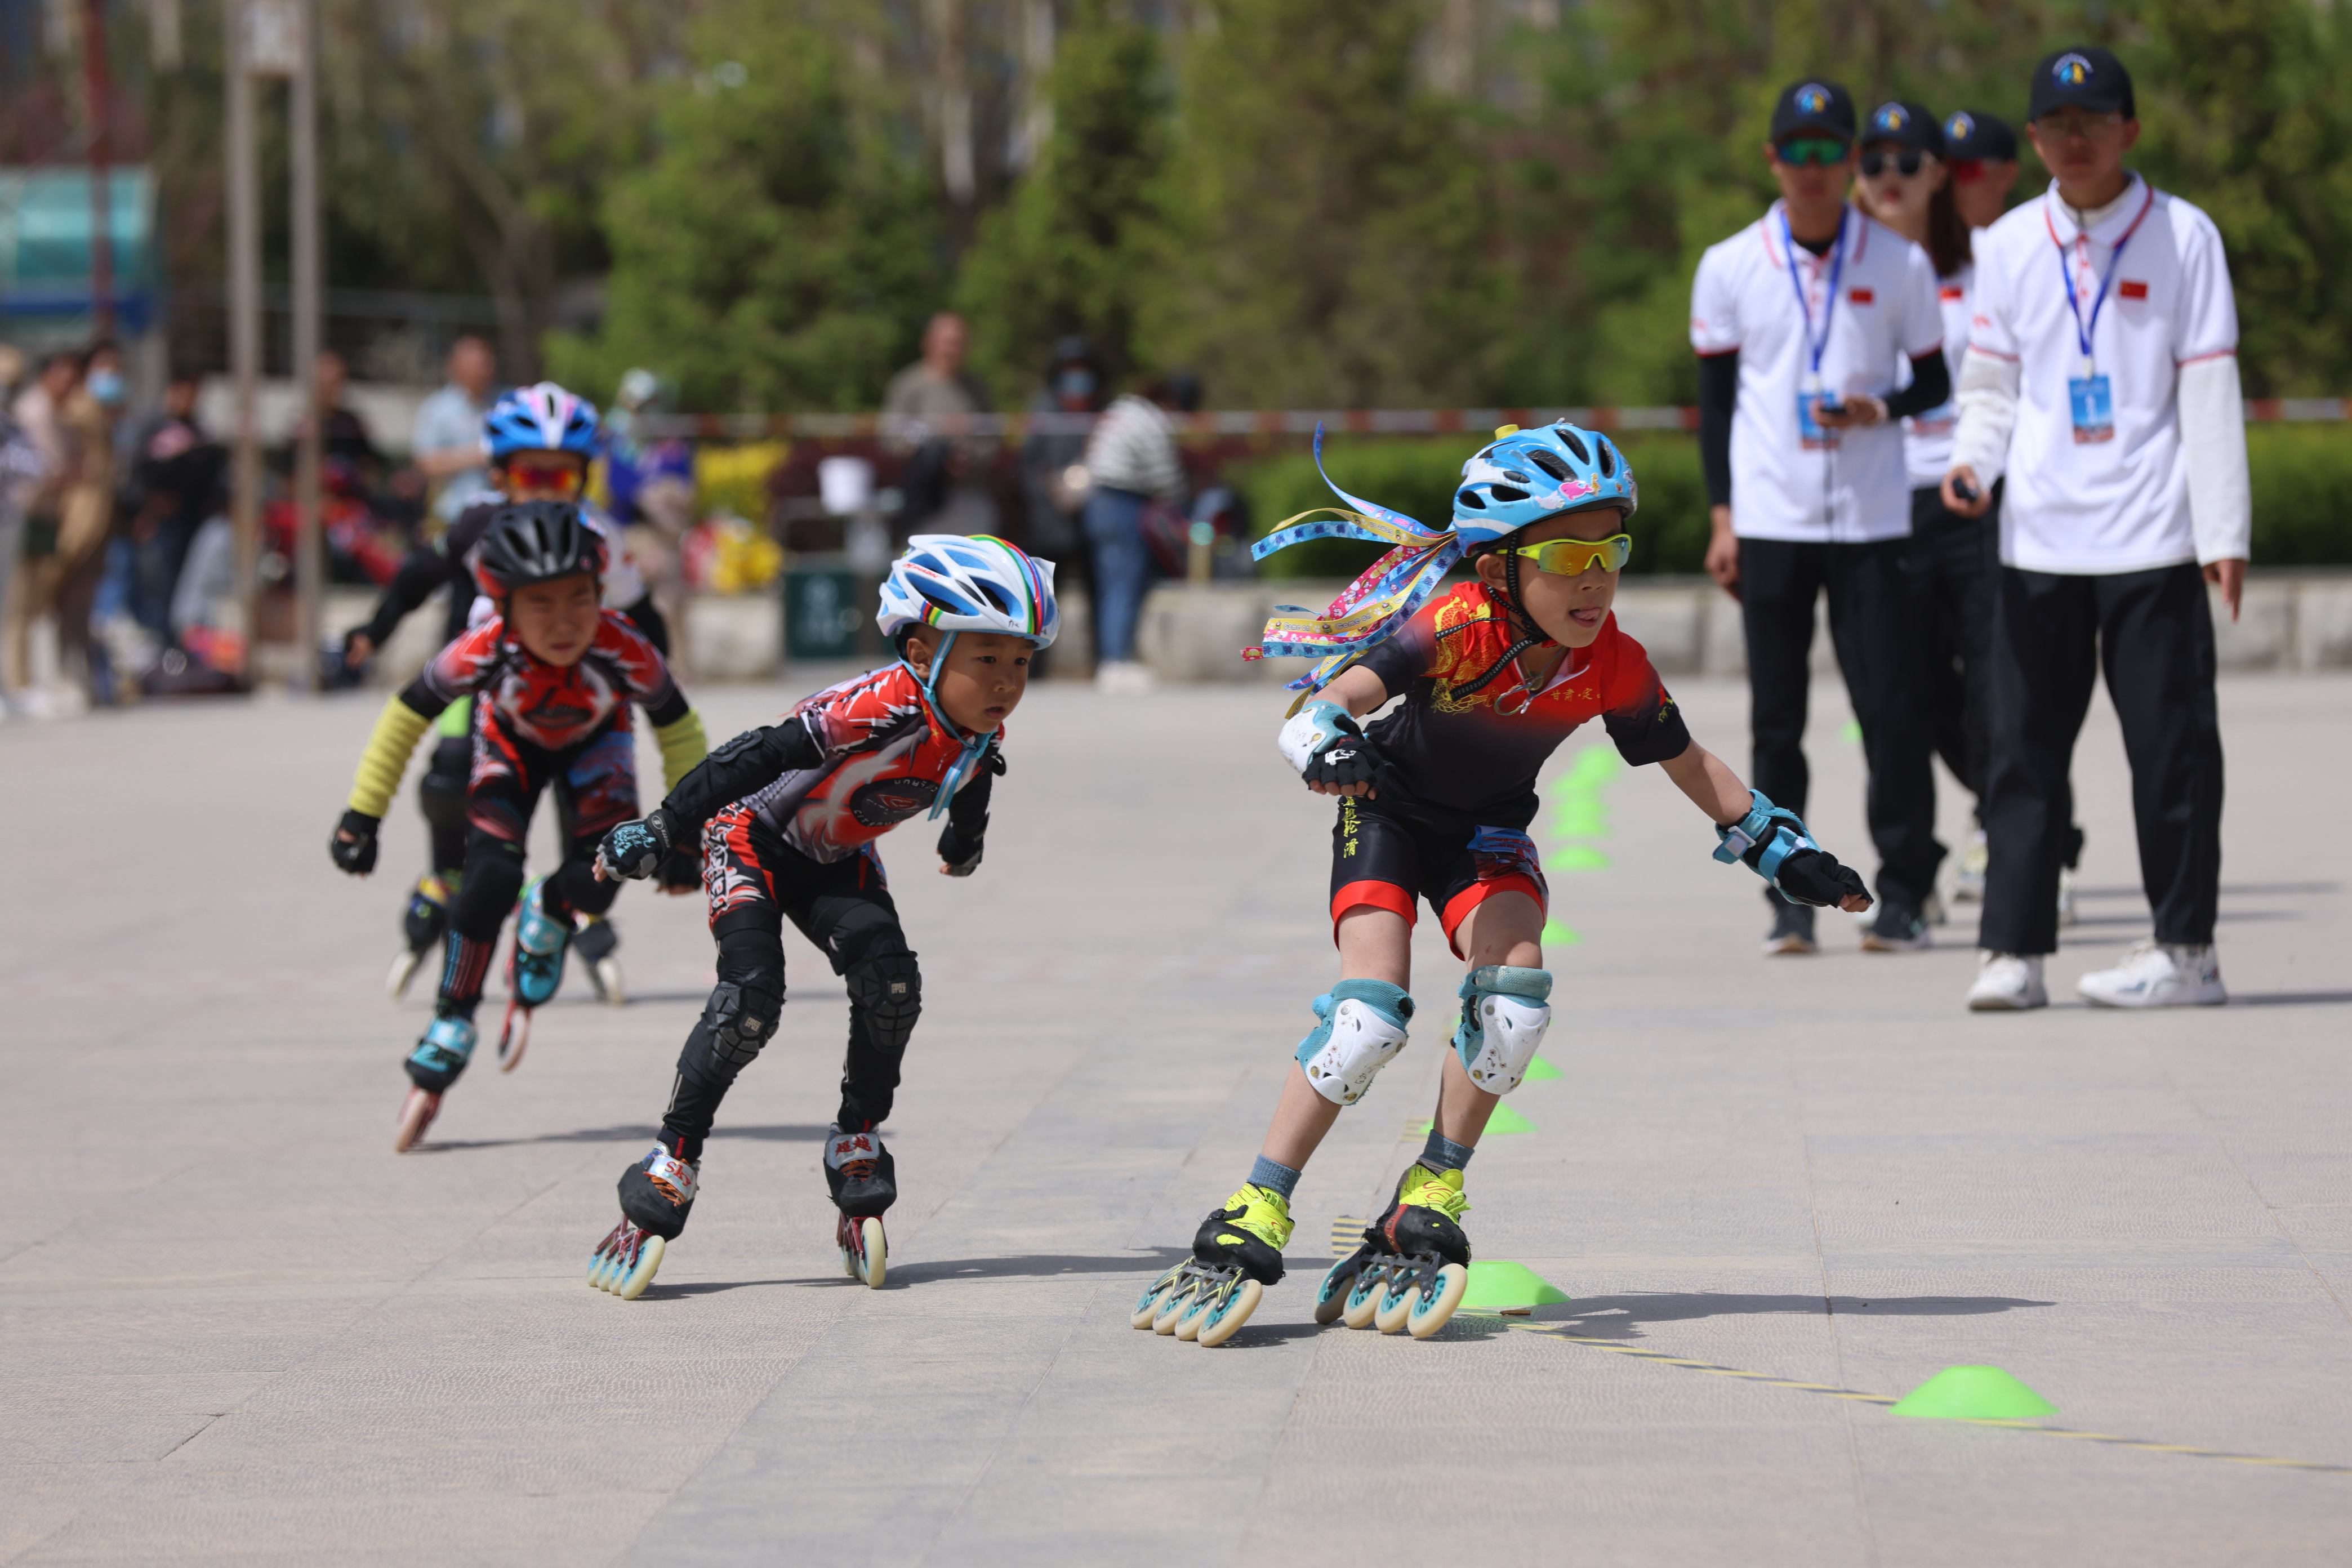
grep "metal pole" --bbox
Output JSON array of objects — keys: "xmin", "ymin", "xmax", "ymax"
[
  {"xmin": 82, "ymin": 0, "xmax": 114, "ymax": 339},
  {"xmin": 226, "ymin": 0, "xmax": 262, "ymax": 679},
  {"xmin": 289, "ymin": 0, "xmax": 322, "ymax": 689}
]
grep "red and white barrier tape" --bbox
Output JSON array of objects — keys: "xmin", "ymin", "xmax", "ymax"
[{"xmin": 639, "ymin": 400, "xmax": 2350, "ymax": 443}]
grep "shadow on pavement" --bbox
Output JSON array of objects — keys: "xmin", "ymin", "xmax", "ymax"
[
  {"xmin": 2229, "ymin": 990, "xmax": 2352, "ymax": 1008},
  {"xmin": 1507, "ymin": 1291, "xmax": 2051, "ymax": 1340},
  {"xmin": 887, "ymin": 1248, "xmax": 1191, "ymax": 1286},
  {"xmin": 422, "ymin": 1121, "xmax": 832, "ymax": 1151},
  {"xmin": 2074, "ymin": 882, "xmax": 2338, "ymax": 899}
]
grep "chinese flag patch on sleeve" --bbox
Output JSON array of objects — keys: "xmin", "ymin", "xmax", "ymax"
[
  {"xmin": 2118, "ymin": 280, "xmax": 2149, "ymax": 300},
  {"xmin": 1849, "ymin": 288, "xmax": 1875, "ymax": 305}
]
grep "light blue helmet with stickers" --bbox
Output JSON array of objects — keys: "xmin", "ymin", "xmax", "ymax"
[{"xmin": 1450, "ymin": 421, "xmax": 1638, "ymax": 547}]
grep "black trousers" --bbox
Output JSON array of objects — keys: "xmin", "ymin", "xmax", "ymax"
[
  {"xmin": 1979, "ymin": 562, "xmax": 2222, "ymax": 956},
  {"xmin": 1738, "ymin": 536, "xmax": 1941, "ymax": 909},
  {"xmin": 1905, "ymin": 485, "xmax": 1999, "ymax": 811}
]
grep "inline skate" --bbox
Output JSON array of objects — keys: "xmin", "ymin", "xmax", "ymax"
[
  {"xmin": 495, "ymin": 877, "xmax": 570, "ymax": 1070},
  {"xmin": 589, "ymin": 1142, "xmax": 699, "ymax": 1299},
  {"xmin": 573, "ymin": 911, "xmax": 625, "ymax": 1005},
  {"xmin": 386, "ymin": 873, "xmax": 453, "ymax": 1000},
  {"xmin": 1316, "ymin": 1164, "xmax": 1471, "ymax": 1339},
  {"xmin": 393, "ymin": 1013, "xmax": 477, "ymax": 1153},
  {"xmin": 825, "ymin": 1125, "xmax": 893, "ymax": 1289},
  {"xmin": 1132, "ymin": 1183, "xmax": 1292, "ymax": 1348}
]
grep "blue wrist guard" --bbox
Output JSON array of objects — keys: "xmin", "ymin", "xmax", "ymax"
[{"xmin": 1712, "ymin": 789, "xmax": 1815, "ymax": 899}]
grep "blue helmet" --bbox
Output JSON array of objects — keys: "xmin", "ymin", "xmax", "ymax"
[
  {"xmin": 484, "ymin": 381, "xmax": 601, "ymax": 461},
  {"xmin": 1451, "ymin": 421, "xmax": 1638, "ymax": 546}
]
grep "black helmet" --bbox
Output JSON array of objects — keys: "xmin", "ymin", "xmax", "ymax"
[{"xmin": 469, "ymin": 500, "xmax": 606, "ymax": 599}]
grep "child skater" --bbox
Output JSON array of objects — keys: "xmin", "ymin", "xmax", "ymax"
[
  {"xmin": 583, "ymin": 535, "xmax": 1058, "ymax": 1299},
  {"xmin": 329, "ymin": 500, "xmax": 709, "ymax": 1151},
  {"xmin": 1134, "ymin": 424, "xmax": 1872, "ymax": 1346}
]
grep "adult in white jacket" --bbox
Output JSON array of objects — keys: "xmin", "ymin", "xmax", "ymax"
[{"xmin": 1942, "ymin": 46, "xmax": 2249, "ymax": 1012}]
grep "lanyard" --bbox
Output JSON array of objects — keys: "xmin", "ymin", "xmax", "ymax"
[
  {"xmin": 2046, "ymin": 180, "xmax": 2155, "ymax": 367},
  {"xmin": 1780, "ymin": 206, "xmax": 1847, "ymax": 381}
]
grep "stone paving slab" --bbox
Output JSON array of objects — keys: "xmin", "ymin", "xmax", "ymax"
[{"xmin": 2, "ymin": 671, "xmax": 2348, "ymax": 1565}]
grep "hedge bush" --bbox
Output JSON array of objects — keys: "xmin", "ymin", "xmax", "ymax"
[{"xmin": 1228, "ymin": 424, "xmax": 2352, "ymax": 580}]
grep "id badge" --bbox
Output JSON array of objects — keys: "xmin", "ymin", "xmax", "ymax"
[
  {"xmin": 2068, "ymin": 372, "xmax": 2115, "ymax": 444},
  {"xmin": 1795, "ymin": 390, "xmax": 1837, "ymax": 451}
]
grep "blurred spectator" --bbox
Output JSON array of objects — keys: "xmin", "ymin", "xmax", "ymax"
[
  {"xmin": 1081, "ymin": 373, "xmax": 1189, "ymax": 694},
  {"xmin": 5, "ymin": 350, "xmax": 79, "ymax": 700},
  {"xmin": 412, "ymin": 335, "xmax": 497, "ymax": 528},
  {"xmin": 1020, "ymin": 335, "xmax": 1102, "ymax": 569},
  {"xmin": 57, "ymin": 341, "xmax": 130, "ymax": 703},
  {"xmin": 883, "ymin": 311, "xmax": 992, "ymax": 534},
  {"xmin": 604, "ymin": 367, "xmax": 695, "ymax": 658},
  {"xmin": 1944, "ymin": 110, "xmax": 2023, "ymax": 233},
  {"xmin": 311, "ymin": 350, "xmax": 385, "ymax": 488},
  {"xmin": 120, "ymin": 372, "xmax": 224, "ymax": 643},
  {"xmin": 0, "ymin": 346, "xmax": 42, "ymax": 713}
]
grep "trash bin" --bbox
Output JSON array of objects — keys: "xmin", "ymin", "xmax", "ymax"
[{"xmin": 782, "ymin": 558, "xmax": 863, "ymax": 661}]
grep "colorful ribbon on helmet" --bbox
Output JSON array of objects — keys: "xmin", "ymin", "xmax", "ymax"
[{"xmin": 1242, "ymin": 425, "xmax": 1464, "ymax": 694}]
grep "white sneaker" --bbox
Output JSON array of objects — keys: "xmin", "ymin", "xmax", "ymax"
[
  {"xmin": 1952, "ymin": 829, "xmax": 1988, "ymax": 903},
  {"xmin": 1094, "ymin": 659, "xmax": 1156, "ymax": 696},
  {"xmin": 1966, "ymin": 952, "xmax": 2047, "ymax": 1012},
  {"xmin": 2077, "ymin": 942, "xmax": 2226, "ymax": 1008}
]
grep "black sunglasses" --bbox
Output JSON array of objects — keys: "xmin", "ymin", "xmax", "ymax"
[{"xmin": 1860, "ymin": 148, "xmax": 1927, "ymax": 177}]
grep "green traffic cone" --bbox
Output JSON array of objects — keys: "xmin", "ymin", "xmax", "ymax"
[
  {"xmin": 1890, "ymin": 1366, "xmax": 2055, "ymax": 1421},
  {"xmin": 1539, "ymin": 919, "xmax": 1580, "ymax": 946},
  {"xmin": 1414, "ymin": 1103, "xmax": 1535, "ymax": 1137},
  {"xmin": 1520, "ymin": 1055, "xmax": 1563, "ymax": 1081},
  {"xmin": 1460, "ymin": 1259, "xmax": 1570, "ymax": 1312}
]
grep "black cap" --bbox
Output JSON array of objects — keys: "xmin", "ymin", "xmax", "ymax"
[
  {"xmin": 2029, "ymin": 47, "xmax": 2135, "ymax": 121},
  {"xmin": 1861, "ymin": 100, "xmax": 1943, "ymax": 157},
  {"xmin": 1770, "ymin": 80, "xmax": 1857, "ymax": 145},
  {"xmin": 1942, "ymin": 109, "xmax": 2019, "ymax": 162}
]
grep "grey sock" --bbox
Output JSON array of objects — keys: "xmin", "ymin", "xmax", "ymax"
[
  {"xmin": 1246, "ymin": 1155, "xmax": 1302, "ymax": 1200},
  {"xmin": 1418, "ymin": 1130, "xmax": 1475, "ymax": 1174}
]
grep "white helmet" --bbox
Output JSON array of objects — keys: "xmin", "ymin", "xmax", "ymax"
[{"xmin": 876, "ymin": 534, "xmax": 1059, "ymax": 649}]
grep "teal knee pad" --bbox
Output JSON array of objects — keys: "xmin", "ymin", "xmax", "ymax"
[
  {"xmin": 1452, "ymin": 965, "xmax": 1552, "ymax": 1094},
  {"xmin": 1294, "ymin": 979, "xmax": 1414, "ymax": 1107}
]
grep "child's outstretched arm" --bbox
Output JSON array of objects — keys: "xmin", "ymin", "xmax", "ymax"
[
  {"xmin": 1278, "ymin": 664, "xmax": 1391, "ymax": 799},
  {"xmin": 594, "ymin": 718, "xmax": 826, "ymax": 883},
  {"xmin": 936, "ymin": 746, "xmax": 1001, "ymax": 877},
  {"xmin": 329, "ymin": 686, "xmax": 445, "ymax": 877},
  {"xmin": 1659, "ymin": 742, "xmax": 1872, "ymax": 914}
]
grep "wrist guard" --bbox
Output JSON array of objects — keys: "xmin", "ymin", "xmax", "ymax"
[
  {"xmin": 599, "ymin": 808, "xmax": 676, "ymax": 881},
  {"xmin": 1277, "ymin": 699, "xmax": 1382, "ymax": 791},
  {"xmin": 1713, "ymin": 789, "xmax": 1814, "ymax": 899}
]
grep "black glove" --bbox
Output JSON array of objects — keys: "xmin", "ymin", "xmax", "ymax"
[
  {"xmin": 329, "ymin": 809, "xmax": 380, "ymax": 876},
  {"xmin": 937, "ymin": 822, "xmax": 985, "ymax": 877},
  {"xmin": 656, "ymin": 843, "xmax": 703, "ymax": 893},
  {"xmin": 1303, "ymin": 720, "xmax": 1383, "ymax": 792},
  {"xmin": 597, "ymin": 808, "xmax": 675, "ymax": 881},
  {"xmin": 1770, "ymin": 847, "xmax": 1870, "ymax": 910}
]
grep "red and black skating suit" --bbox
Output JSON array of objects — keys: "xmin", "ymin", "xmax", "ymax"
[{"xmin": 650, "ymin": 662, "xmax": 1004, "ymax": 1165}]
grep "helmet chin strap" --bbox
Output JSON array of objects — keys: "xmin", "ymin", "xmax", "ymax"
[
  {"xmin": 1451, "ymin": 545, "xmax": 1553, "ymax": 700},
  {"xmin": 903, "ymin": 628, "xmax": 991, "ymax": 819}
]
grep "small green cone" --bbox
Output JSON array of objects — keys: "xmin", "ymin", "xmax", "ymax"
[
  {"xmin": 1540, "ymin": 919, "xmax": 1580, "ymax": 946},
  {"xmin": 1459, "ymin": 1259, "xmax": 1570, "ymax": 1311},
  {"xmin": 1520, "ymin": 1055, "xmax": 1563, "ymax": 1081},
  {"xmin": 1890, "ymin": 1366, "xmax": 2055, "ymax": 1421},
  {"xmin": 1841, "ymin": 719, "xmax": 1864, "ymax": 744},
  {"xmin": 1543, "ymin": 844, "xmax": 1611, "ymax": 872},
  {"xmin": 1414, "ymin": 1103, "xmax": 1535, "ymax": 1137}
]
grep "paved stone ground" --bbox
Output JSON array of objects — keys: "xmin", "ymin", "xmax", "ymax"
[{"xmin": 3, "ymin": 669, "xmax": 2348, "ymax": 1566}]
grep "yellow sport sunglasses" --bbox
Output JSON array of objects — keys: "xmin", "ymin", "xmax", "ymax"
[{"xmin": 1497, "ymin": 534, "xmax": 1632, "ymax": 576}]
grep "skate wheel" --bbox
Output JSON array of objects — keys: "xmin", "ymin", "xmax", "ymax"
[
  {"xmin": 1313, "ymin": 1257, "xmax": 1360, "ymax": 1326},
  {"xmin": 497, "ymin": 1005, "xmax": 529, "ymax": 1072},
  {"xmin": 387, "ymin": 948, "xmax": 424, "ymax": 1001},
  {"xmin": 1340, "ymin": 1266, "xmax": 1386, "ymax": 1330},
  {"xmin": 1133, "ymin": 1268, "xmax": 1186, "ymax": 1329},
  {"xmin": 1195, "ymin": 1279, "xmax": 1263, "ymax": 1348},
  {"xmin": 855, "ymin": 1218, "xmax": 887, "ymax": 1289},
  {"xmin": 1173, "ymin": 1282, "xmax": 1218, "ymax": 1341},
  {"xmin": 1406, "ymin": 1263, "xmax": 1469, "ymax": 1339},
  {"xmin": 614, "ymin": 1234, "xmax": 666, "ymax": 1300},
  {"xmin": 392, "ymin": 1089, "xmax": 440, "ymax": 1153},
  {"xmin": 594, "ymin": 957, "xmax": 626, "ymax": 1006},
  {"xmin": 1152, "ymin": 1281, "xmax": 1195, "ymax": 1335},
  {"xmin": 1373, "ymin": 1279, "xmax": 1416, "ymax": 1335}
]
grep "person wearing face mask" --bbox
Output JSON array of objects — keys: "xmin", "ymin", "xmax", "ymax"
[
  {"xmin": 39, "ymin": 341, "xmax": 127, "ymax": 709},
  {"xmin": 1944, "ymin": 47, "xmax": 2248, "ymax": 1012}
]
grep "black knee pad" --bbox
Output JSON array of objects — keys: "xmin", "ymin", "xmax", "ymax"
[
  {"xmin": 846, "ymin": 948, "xmax": 922, "ymax": 1053},
  {"xmin": 684, "ymin": 980, "xmax": 783, "ymax": 1078},
  {"xmin": 451, "ymin": 840, "xmax": 525, "ymax": 939},
  {"xmin": 419, "ymin": 740, "xmax": 470, "ymax": 832}
]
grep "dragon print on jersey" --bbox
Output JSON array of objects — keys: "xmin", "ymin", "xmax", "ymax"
[
  {"xmin": 733, "ymin": 664, "xmax": 995, "ymax": 865},
  {"xmin": 421, "ymin": 611, "xmax": 678, "ymax": 753}
]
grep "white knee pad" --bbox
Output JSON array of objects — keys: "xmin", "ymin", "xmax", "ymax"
[
  {"xmin": 1453, "ymin": 965, "xmax": 1552, "ymax": 1095},
  {"xmin": 1294, "ymin": 979, "xmax": 1414, "ymax": 1107}
]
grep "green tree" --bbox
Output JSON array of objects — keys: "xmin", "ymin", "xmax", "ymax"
[
  {"xmin": 1139, "ymin": 0, "xmax": 1508, "ymax": 408},
  {"xmin": 547, "ymin": 1, "xmax": 947, "ymax": 412},
  {"xmin": 952, "ymin": 0, "xmax": 1172, "ymax": 403}
]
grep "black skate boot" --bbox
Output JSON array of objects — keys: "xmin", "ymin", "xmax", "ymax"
[
  {"xmin": 1132, "ymin": 1183, "xmax": 1294, "ymax": 1347},
  {"xmin": 590, "ymin": 1141, "xmax": 699, "ymax": 1300},
  {"xmin": 572, "ymin": 912, "xmax": 624, "ymax": 1005},
  {"xmin": 1316, "ymin": 1163, "xmax": 1473, "ymax": 1339},
  {"xmin": 825, "ymin": 1125, "xmax": 893, "ymax": 1289},
  {"xmin": 387, "ymin": 874, "xmax": 453, "ymax": 999}
]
